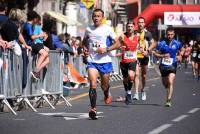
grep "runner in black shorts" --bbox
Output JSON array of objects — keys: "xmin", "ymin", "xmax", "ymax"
[
  {"xmin": 133, "ymin": 17, "xmax": 154, "ymax": 101},
  {"xmin": 119, "ymin": 21, "xmax": 138, "ymax": 105},
  {"xmin": 191, "ymin": 41, "xmax": 199, "ymax": 79}
]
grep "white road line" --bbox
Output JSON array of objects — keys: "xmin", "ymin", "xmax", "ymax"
[
  {"xmin": 172, "ymin": 115, "xmax": 189, "ymax": 122},
  {"xmin": 147, "ymin": 124, "xmax": 172, "ymax": 134},
  {"xmin": 188, "ymin": 108, "xmax": 200, "ymax": 114}
]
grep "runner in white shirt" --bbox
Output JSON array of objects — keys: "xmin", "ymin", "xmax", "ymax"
[{"xmin": 82, "ymin": 9, "xmax": 120, "ymax": 120}]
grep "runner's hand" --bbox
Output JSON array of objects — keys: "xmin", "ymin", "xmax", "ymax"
[
  {"xmin": 163, "ymin": 53, "xmax": 170, "ymax": 58},
  {"xmin": 83, "ymin": 47, "xmax": 89, "ymax": 57},
  {"xmin": 96, "ymin": 47, "xmax": 106, "ymax": 54}
]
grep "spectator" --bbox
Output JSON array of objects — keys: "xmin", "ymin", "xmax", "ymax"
[{"xmin": 22, "ymin": 10, "xmax": 49, "ymax": 80}]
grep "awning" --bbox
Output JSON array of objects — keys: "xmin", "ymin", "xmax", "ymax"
[{"xmin": 45, "ymin": 11, "xmax": 81, "ymax": 26}]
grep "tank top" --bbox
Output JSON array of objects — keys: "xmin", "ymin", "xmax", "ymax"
[
  {"xmin": 121, "ymin": 34, "xmax": 138, "ymax": 63},
  {"xmin": 137, "ymin": 31, "xmax": 148, "ymax": 58}
]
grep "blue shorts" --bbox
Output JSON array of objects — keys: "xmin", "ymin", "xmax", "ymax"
[{"xmin": 87, "ymin": 62, "xmax": 113, "ymax": 75}]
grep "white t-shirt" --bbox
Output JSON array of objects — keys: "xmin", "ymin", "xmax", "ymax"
[{"xmin": 84, "ymin": 24, "xmax": 116, "ymax": 63}]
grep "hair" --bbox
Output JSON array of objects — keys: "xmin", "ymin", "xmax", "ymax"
[
  {"xmin": 126, "ymin": 20, "xmax": 135, "ymax": 26},
  {"xmin": 92, "ymin": 8, "xmax": 104, "ymax": 17},
  {"xmin": 27, "ymin": 10, "xmax": 38, "ymax": 21},
  {"xmin": 166, "ymin": 26, "xmax": 175, "ymax": 33},
  {"xmin": 138, "ymin": 16, "xmax": 145, "ymax": 22},
  {"xmin": 9, "ymin": 8, "xmax": 26, "ymax": 23},
  {"xmin": 0, "ymin": 2, "xmax": 7, "ymax": 12}
]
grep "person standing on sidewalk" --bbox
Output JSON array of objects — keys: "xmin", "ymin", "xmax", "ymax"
[
  {"xmin": 82, "ymin": 9, "xmax": 120, "ymax": 120},
  {"xmin": 152, "ymin": 27, "xmax": 184, "ymax": 107},
  {"xmin": 133, "ymin": 17, "xmax": 154, "ymax": 101},
  {"xmin": 119, "ymin": 21, "xmax": 138, "ymax": 105}
]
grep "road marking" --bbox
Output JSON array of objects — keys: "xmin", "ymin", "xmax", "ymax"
[
  {"xmin": 172, "ymin": 115, "xmax": 189, "ymax": 122},
  {"xmin": 188, "ymin": 108, "xmax": 200, "ymax": 114},
  {"xmin": 39, "ymin": 112, "xmax": 103, "ymax": 120},
  {"xmin": 147, "ymin": 124, "xmax": 172, "ymax": 134},
  {"xmin": 13, "ymin": 118, "xmax": 25, "ymax": 121},
  {"xmin": 68, "ymin": 93, "xmax": 89, "ymax": 101}
]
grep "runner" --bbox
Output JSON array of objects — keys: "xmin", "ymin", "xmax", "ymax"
[
  {"xmin": 133, "ymin": 17, "xmax": 154, "ymax": 101},
  {"xmin": 152, "ymin": 27, "xmax": 185, "ymax": 107},
  {"xmin": 82, "ymin": 9, "xmax": 119, "ymax": 120},
  {"xmin": 196, "ymin": 41, "xmax": 200, "ymax": 80},
  {"xmin": 191, "ymin": 41, "xmax": 199, "ymax": 79},
  {"xmin": 119, "ymin": 21, "xmax": 138, "ymax": 105},
  {"xmin": 183, "ymin": 42, "xmax": 191, "ymax": 69}
]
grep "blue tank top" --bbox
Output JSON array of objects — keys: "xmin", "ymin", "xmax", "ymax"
[{"xmin": 156, "ymin": 39, "xmax": 182, "ymax": 68}]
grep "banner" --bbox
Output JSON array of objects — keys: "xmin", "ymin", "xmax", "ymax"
[
  {"xmin": 164, "ymin": 12, "xmax": 200, "ymax": 25},
  {"xmin": 81, "ymin": 0, "xmax": 94, "ymax": 9}
]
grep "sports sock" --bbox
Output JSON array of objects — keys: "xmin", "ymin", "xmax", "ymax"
[
  {"xmin": 123, "ymin": 81, "xmax": 129, "ymax": 91},
  {"xmin": 89, "ymin": 88, "xmax": 97, "ymax": 109}
]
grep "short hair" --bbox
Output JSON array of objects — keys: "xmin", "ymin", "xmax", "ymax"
[
  {"xmin": 0, "ymin": 2, "xmax": 7, "ymax": 12},
  {"xmin": 92, "ymin": 8, "xmax": 104, "ymax": 17},
  {"xmin": 138, "ymin": 16, "xmax": 145, "ymax": 22},
  {"xmin": 126, "ymin": 20, "xmax": 135, "ymax": 26},
  {"xmin": 166, "ymin": 26, "xmax": 175, "ymax": 32},
  {"xmin": 27, "ymin": 10, "xmax": 38, "ymax": 21}
]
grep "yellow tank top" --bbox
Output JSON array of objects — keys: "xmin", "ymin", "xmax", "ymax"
[{"xmin": 137, "ymin": 31, "xmax": 148, "ymax": 58}]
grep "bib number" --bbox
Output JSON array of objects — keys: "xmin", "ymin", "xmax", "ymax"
[
  {"xmin": 192, "ymin": 52, "xmax": 197, "ymax": 57},
  {"xmin": 124, "ymin": 51, "xmax": 136, "ymax": 59},
  {"xmin": 162, "ymin": 58, "xmax": 173, "ymax": 66},
  {"xmin": 198, "ymin": 54, "xmax": 200, "ymax": 59}
]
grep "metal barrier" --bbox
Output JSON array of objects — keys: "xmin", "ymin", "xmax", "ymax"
[{"xmin": 0, "ymin": 49, "xmax": 71, "ymax": 115}]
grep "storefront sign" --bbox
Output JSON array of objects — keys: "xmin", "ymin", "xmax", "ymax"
[{"xmin": 164, "ymin": 12, "xmax": 200, "ymax": 25}]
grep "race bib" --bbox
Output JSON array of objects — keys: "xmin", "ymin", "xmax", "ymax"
[
  {"xmin": 124, "ymin": 51, "xmax": 136, "ymax": 59},
  {"xmin": 162, "ymin": 58, "xmax": 173, "ymax": 66},
  {"xmin": 198, "ymin": 54, "xmax": 200, "ymax": 59},
  {"xmin": 192, "ymin": 52, "xmax": 197, "ymax": 57}
]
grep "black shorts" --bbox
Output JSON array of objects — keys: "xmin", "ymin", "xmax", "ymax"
[
  {"xmin": 159, "ymin": 65, "xmax": 177, "ymax": 77},
  {"xmin": 31, "ymin": 43, "xmax": 44, "ymax": 54},
  {"xmin": 138, "ymin": 56, "xmax": 149, "ymax": 66},
  {"xmin": 120, "ymin": 61, "xmax": 137, "ymax": 78}
]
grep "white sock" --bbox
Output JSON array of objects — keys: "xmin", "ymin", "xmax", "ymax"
[{"xmin": 127, "ymin": 90, "xmax": 132, "ymax": 95}]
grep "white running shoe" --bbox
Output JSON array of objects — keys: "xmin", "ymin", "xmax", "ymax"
[
  {"xmin": 133, "ymin": 92, "xmax": 139, "ymax": 100},
  {"xmin": 141, "ymin": 92, "xmax": 146, "ymax": 101}
]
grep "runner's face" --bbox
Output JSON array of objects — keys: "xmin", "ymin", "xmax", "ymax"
[
  {"xmin": 167, "ymin": 31, "xmax": 175, "ymax": 41},
  {"xmin": 126, "ymin": 23, "xmax": 134, "ymax": 34},
  {"xmin": 92, "ymin": 11, "xmax": 103, "ymax": 27},
  {"xmin": 138, "ymin": 18, "xmax": 145, "ymax": 30}
]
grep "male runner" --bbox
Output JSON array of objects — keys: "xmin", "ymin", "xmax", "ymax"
[
  {"xmin": 82, "ymin": 9, "xmax": 119, "ymax": 119},
  {"xmin": 152, "ymin": 27, "xmax": 184, "ymax": 107},
  {"xmin": 119, "ymin": 21, "xmax": 138, "ymax": 105},
  {"xmin": 133, "ymin": 17, "xmax": 154, "ymax": 101}
]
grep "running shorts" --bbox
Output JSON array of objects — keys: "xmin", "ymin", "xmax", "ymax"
[
  {"xmin": 138, "ymin": 56, "xmax": 149, "ymax": 66},
  {"xmin": 120, "ymin": 61, "xmax": 137, "ymax": 78},
  {"xmin": 159, "ymin": 65, "xmax": 177, "ymax": 77},
  {"xmin": 87, "ymin": 62, "xmax": 113, "ymax": 75}
]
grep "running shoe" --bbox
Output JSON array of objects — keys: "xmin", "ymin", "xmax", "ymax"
[
  {"xmin": 133, "ymin": 92, "xmax": 139, "ymax": 100},
  {"xmin": 165, "ymin": 101, "xmax": 172, "ymax": 107},
  {"xmin": 141, "ymin": 92, "xmax": 147, "ymax": 101},
  {"xmin": 125, "ymin": 94, "xmax": 132, "ymax": 105},
  {"xmin": 104, "ymin": 95, "xmax": 112, "ymax": 104},
  {"xmin": 89, "ymin": 108, "xmax": 97, "ymax": 120}
]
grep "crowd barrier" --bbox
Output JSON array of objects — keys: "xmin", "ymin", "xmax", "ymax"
[{"xmin": 0, "ymin": 49, "xmax": 71, "ymax": 115}]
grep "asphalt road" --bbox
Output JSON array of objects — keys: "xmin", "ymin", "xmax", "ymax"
[{"xmin": 0, "ymin": 65, "xmax": 200, "ymax": 134}]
